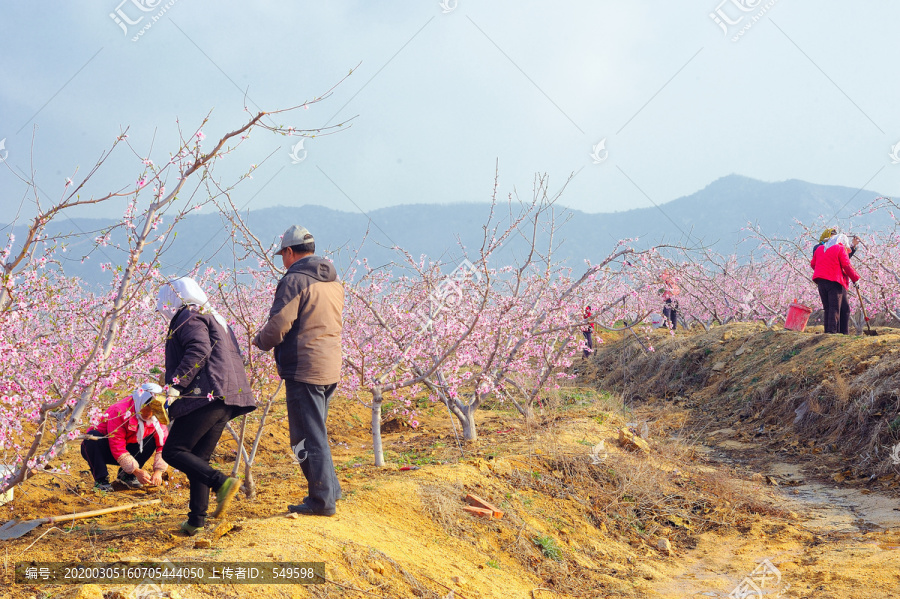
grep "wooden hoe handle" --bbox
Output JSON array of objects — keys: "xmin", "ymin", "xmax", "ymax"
[{"xmin": 47, "ymin": 498, "xmax": 161, "ymax": 524}]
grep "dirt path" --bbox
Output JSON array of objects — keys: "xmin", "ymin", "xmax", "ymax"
[{"xmin": 650, "ymin": 436, "xmax": 900, "ymax": 599}]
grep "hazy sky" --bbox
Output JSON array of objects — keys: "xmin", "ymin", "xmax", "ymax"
[{"xmin": 1, "ymin": 1, "xmax": 899, "ymax": 224}]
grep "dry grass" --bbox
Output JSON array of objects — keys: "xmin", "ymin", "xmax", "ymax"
[{"xmin": 590, "ymin": 323, "xmax": 900, "ymax": 476}]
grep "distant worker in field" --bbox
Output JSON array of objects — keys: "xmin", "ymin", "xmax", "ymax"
[
  {"xmin": 80, "ymin": 383, "xmax": 169, "ymax": 492},
  {"xmin": 659, "ymin": 271, "xmax": 680, "ymax": 331},
  {"xmin": 157, "ymin": 277, "xmax": 256, "ymax": 536},
  {"xmin": 253, "ymin": 225, "xmax": 344, "ymax": 517},
  {"xmin": 812, "ymin": 228, "xmax": 858, "ymax": 259},
  {"xmin": 811, "ymin": 229, "xmax": 859, "ymax": 330},
  {"xmin": 582, "ymin": 305, "xmax": 594, "ymax": 359},
  {"xmin": 810, "ymin": 233, "xmax": 860, "ymax": 334}
]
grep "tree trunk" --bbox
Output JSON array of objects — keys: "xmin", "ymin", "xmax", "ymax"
[
  {"xmin": 460, "ymin": 404, "xmax": 478, "ymax": 442},
  {"xmin": 523, "ymin": 403, "xmax": 537, "ymax": 427},
  {"xmin": 371, "ymin": 388, "xmax": 385, "ymax": 467},
  {"xmin": 243, "ymin": 461, "xmax": 256, "ymax": 500}
]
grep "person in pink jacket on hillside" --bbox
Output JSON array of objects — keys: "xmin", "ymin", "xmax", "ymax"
[
  {"xmin": 80, "ymin": 383, "xmax": 169, "ymax": 491},
  {"xmin": 811, "ymin": 233, "xmax": 861, "ymax": 335}
]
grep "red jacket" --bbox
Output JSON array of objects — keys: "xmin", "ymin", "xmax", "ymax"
[
  {"xmin": 583, "ymin": 307, "xmax": 594, "ymax": 332},
  {"xmin": 95, "ymin": 396, "xmax": 168, "ymax": 471},
  {"xmin": 811, "ymin": 244, "xmax": 860, "ymax": 289}
]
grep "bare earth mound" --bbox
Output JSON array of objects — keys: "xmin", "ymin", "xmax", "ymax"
[{"xmin": 4, "ymin": 325, "xmax": 900, "ymax": 598}]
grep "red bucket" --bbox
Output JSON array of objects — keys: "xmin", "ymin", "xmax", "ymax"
[{"xmin": 784, "ymin": 302, "xmax": 813, "ymax": 332}]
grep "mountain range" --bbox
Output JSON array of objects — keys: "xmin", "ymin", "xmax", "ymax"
[{"xmin": 2, "ymin": 175, "xmax": 888, "ymax": 286}]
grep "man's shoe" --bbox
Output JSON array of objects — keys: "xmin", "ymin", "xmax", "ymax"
[
  {"xmin": 211, "ymin": 477, "xmax": 240, "ymax": 518},
  {"xmin": 116, "ymin": 472, "xmax": 143, "ymax": 489},
  {"xmin": 180, "ymin": 520, "xmax": 204, "ymax": 536},
  {"xmin": 288, "ymin": 503, "xmax": 335, "ymax": 517},
  {"xmin": 93, "ymin": 480, "xmax": 114, "ymax": 492},
  {"xmin": 301, "ymin": 495, "xmax": 342, "ymax": 504}
]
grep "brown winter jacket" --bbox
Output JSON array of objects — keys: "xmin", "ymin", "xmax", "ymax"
[{"xmin": 254, "ymin": 255, "xmax": 344, "ymax": 385}]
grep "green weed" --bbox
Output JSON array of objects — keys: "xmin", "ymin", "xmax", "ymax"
[{"xmin": 533, "ymin": 535, "xmax": 562, "ymax": 561}]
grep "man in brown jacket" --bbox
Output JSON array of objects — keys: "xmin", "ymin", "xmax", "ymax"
[{"xmin": 253, "ymin": 225, "xmax": 344, "ymax": 516}]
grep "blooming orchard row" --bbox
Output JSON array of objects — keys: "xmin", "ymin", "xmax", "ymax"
[
  {"xmin": 4, "ymin": 196, "xmax": 898, "ymax": 484},
  {"xmin": 2, "ymin": 107, "xmax": 898, "ymax": 490}
]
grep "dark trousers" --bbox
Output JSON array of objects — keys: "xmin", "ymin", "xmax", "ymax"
[
  {"xmin": 816, "ymin": 279, "xmax": 831, "ymax": 330},
  {"xmin": 819, "ymin": 279, "xmax": 850, "ymax": 334},
  {"xmin": 663, "ymin": 299, "xmax": 678, "ymax": 330},
  {"xmin": 81, "ymin": 432, "xmax": 157, "ymax": 482},
  {"xmin": 162, "ymin": 400, "xmax": 236, "ymax": 527},
  {"xmin": 582, "ymin": 329, "xmax": 593, "ymax": 358},
  {"xmin": 285, "ymin": 380, "xmax": 341, "ymax": 512}
]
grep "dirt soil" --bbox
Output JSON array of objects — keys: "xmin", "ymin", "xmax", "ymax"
[{"xmin": 3, "ymin": 324, "xmax": 900, "ymax": 598}]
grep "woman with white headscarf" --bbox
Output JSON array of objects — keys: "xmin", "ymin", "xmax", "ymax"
[
  {"xmin": 80, "ymin": 383, "xmax": 169, "ymax": 491},
  {"xmin": 811, "ymin": 233, "xmax": 861, "ymax": 334},
  {"xmin": 157, "ymin": 277, "xmax": 256, "ymax": 535}
]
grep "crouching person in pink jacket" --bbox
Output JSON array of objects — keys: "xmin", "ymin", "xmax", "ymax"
[{"xmin": 80, "ymin": 383, "xmax": 169, "ymax": 491}]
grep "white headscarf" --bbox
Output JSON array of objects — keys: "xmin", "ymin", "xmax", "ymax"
[
  {"xmin": 824, "ymin": 233, "xmax": 850, "ymax": 252},
  {"xmin": 156, "ymin": 277, "xmax": 228, "ymax": 330},
  {"xmin": 132, "ymin": 383, "xmax": 163, "ymax": 452}
]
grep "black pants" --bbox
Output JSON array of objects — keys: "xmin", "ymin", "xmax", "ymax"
[
  {"xmin": 663, "ymin": 299, "xmax": 678, "ymax": 330},
  {"xmin": 818, "ymin": 279, "xmax": 850, "ymax": 334},
  {"xmin": 81, "ymin": 432, "xmax": 157, "ymax": 482},
  {"xmin": 816, "ymin": 279, "xmax": 831, "ymax": 331},
  {"xmin": 582, "ymin": 329, "xmax": 593, "ymax": 358},
  {"xmin": 162, "ymin": 400, "xmax": 237, "ymax": 527},
  {"xmin": 285, "ymin": 380, "xmax": 341, "ymax": 512}
]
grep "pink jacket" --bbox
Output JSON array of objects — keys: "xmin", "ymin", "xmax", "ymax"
[
  {"xmin": 811, "ymin": 244, "xmax": 860, "ymax": 290},
  {"xmin": 95, "ymin": 397, "xmax": 168, "ymax": 473}
]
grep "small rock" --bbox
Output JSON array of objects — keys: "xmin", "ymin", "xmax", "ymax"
[
  {"xmin": 213, "ymin": 521, "xmax": 234, "ymax": 539},
  {"xmin": 451, "ymin": 575, "xmax": 466, "ymax": 586},
  {"xmin": 168, "ymin": 592, "xmax": 183, "ymax": 599},
  {"xmin": 286, "ymin": 512, "xmax": 300, "ymax": 519},
  {"xmin": 194, "ymin": 539, "xmax": 212, "ymax": 549},
  {"xmin": 248, "ymin": 541, "xmax": 257, "ymax": 547},
  {"xmin": 765, "ymin": 475, "xmax": 779, "ymax": 486},
  {"xmin": 73, "ymin": 584, "xmax": 103, "ymax": 599},
  {"xmin": 750, "ymin": 473, "xmax": 765, "ymax": 483},
  {"xmin": 711, "ymin": 362, "xmax": 726, "ymax": 372},
  {"xmin": 656, "ymin": 538, "xmax": 674, "ymax": 556},
  {"xmin": 371, "ymin": 561, "xmax": 386, "ymax": 575},
  {"xmin": 618, "ymin": 428, "xmax": 651, "ymax": 454}
]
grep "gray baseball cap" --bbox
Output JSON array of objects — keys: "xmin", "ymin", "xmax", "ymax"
[{"xmin": 275, "ymin": 225, "xmax": 315, "ymax": 256}]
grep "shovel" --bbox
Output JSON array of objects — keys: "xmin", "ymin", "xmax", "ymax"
[
  {"xmin": 853, "ymin": 283, "xmax": 878, "ymax": 336},
  {"xmin": 0, "ymin": 498, "xmax": 160, "ymax": 540}
]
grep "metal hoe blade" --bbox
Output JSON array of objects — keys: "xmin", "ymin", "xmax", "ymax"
[
  {"xmin": 0, "ymin": 498, "xmax": 160, "ymax": 540},
  {"xmin": 0, "ymin": 518, "xmax": 45, "ymax": 540}
]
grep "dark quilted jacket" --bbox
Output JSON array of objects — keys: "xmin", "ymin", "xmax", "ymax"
[{"xmin": 165, "ymin": 306, "xmax": 256, "ymax": 420}]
